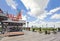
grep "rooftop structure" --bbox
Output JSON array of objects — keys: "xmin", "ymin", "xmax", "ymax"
[{"xmin": 0, "ymin": 9, "xmax": 26, "ymax": 35}]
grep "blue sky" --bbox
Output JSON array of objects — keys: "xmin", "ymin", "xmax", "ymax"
[
  {"xmin": 0, "ymin": 0, "xmax": 60, "ymax": 27},
  {"xmin": 46, "ymin": 0, "xmax": 60, "ymax": 11}
]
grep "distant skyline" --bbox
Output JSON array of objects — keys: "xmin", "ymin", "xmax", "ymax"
[{"xmin": 0, "ymin": 0, "xmax": 60, "ymax": 27}]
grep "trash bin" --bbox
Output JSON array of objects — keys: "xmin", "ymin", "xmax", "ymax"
[{"xmin": 45, "ymin": 30, "xmax": 47, "ymax": 34}]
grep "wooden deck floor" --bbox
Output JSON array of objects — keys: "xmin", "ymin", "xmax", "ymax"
[{"xmin": 0, "ymin": 32, "xmax": 24, "ymax": 36}]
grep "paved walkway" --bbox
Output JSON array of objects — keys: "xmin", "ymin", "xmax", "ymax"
[{"xmin": 0, "ymin": 31, "xmax": 60, "ymax": 41}]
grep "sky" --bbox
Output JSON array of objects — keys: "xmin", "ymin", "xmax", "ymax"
[{"xmin": 0, "ymin": 0, "xmax": 60, "ymax": 27}]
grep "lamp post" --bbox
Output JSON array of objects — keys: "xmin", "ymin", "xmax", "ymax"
[
  {"xmin": 46, "ymin": 24, "xmax": 47, "ymax": 28},
  {"xmin": 27, "ymin": 22, "xmax": 29, "ymax": 28},
  {"xmin": 27, "ymin": 22, "xmax": 30, "ymax": 31}
]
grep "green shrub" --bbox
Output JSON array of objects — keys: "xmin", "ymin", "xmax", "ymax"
[{"xmin": 0, "ymin": 27, "xmax": 2, "ymax": 31}]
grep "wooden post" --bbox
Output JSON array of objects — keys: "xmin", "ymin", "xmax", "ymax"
[{"xmin": 1, "ymin": 22, "xmax": 4, "ymax": 34}]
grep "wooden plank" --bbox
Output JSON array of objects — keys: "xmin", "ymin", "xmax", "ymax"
[{"xmin": 4, "ymin": 32, "xmax": 24, "ymax": 36}]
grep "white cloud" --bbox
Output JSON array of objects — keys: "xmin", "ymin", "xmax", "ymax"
[
  {"xmin": 6, "ymin": 0, "xmax": 18, "ymax": 9},
  {"xmin": 21, "ymin": 0, "xmax": 49, "ymax": 10},
  {"xmin": 22, "ymin": 15, "xmax": 27, "ymax": 20},
  {"xmin": 29, "ymin": 7, "xmax": 60, "ymax": 27},
  {"xmin": 21, "ymin": 0, "xmax": 60, "ymax": 27},
  {"xmin": 22, "ymin": 15, "xmax": 27, "ymax": 27},
  {"xmin": 29, "ymin": 19, "xmax": 60, "ymax": 27},
  {"xmin": 21, "ymin": 0, "xmax": 49, "ymax": 20},
  {"xmin": 22, "ymin": 15, "xmax": 31, "ymax": 27},
  {"xmin": 47, "ymin": 7, "xmax": 60, "ymax": 15},
  {"xmin": 50, "ymin": 7, "xmax": 60, "ymax": 13},
  {"xmin": 51, "ymin": 14, "xmax": 60, "ymax": 19}
]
